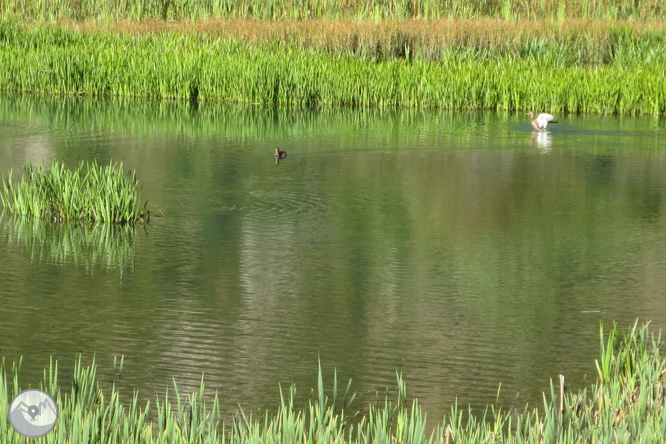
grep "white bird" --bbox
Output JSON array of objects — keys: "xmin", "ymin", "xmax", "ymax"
[{"xmin": 527, "ymin": 111, "xmax": 558, "ymax": 130}]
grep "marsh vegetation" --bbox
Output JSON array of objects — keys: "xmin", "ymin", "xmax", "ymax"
[
  {"xmin": 1, "ymin": 0, "xmax": 665, "ymax": 113},
  {"xmin": 1, "ymin": 19, "xmax": 665, "ymax": 113},
  {"xmin": 1, "ymin": 322, "xmax": 664, "ymax": 443},
  {"xmin": 0, "ymin": 160, "xmax": 148, "ymax": 224}
]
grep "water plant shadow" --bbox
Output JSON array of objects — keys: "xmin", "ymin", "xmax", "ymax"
[{"xmin": 0, "ymin": 212, "xmax": 138, "ymax": 273}]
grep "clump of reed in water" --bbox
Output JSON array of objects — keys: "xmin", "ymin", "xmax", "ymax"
[{"xmin": 0, "ymin": 160, "xmax": 148, "ymax": 224}]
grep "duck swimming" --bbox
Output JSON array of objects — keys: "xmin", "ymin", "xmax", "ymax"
[
  {"xmin": 527, "ymin": 111, "xmax": 558, "ymax": 130},
  {"xmin": 274, "ymin": 147, "xmax": 287, "ymax": 159}
]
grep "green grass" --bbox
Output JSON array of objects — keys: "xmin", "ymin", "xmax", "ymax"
[
  {"xmin": 1, "ymin": 22, "xmax": 666, "ymax": 114},
  {"xmin": 0, "ymin": 321, "xmax": 665, "ymax": 443},
  {"xmin": 2, "ymin": 0, "xmax": 666, "ymax": 21},
  {"xmin": 0, "ymin": 160, "xmax": 148, "ymax": 224}
]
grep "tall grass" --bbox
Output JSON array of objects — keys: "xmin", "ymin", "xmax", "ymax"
[
  {"xmin": 1, "ymin": 160, "xmax": 148, "ymax": 224},
  {"xmin": 1, "ymin": 0, "xmax": 666, "ymax": 21},
  {"xmin": 120, "ymin": 18, "xmax": 666, "ymax": 66},
  {"xmin": 1, "ymin": 22, "xmax": 665, "ymax": 114},
  {"xmin": 0, "ymin": 321, "xmax": 665, "ymax": 443}
]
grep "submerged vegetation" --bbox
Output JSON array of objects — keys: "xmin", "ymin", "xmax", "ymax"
[
  {"xmin": 0, "ymin": 322, "xmax": 665, "ymax": 443},
  {"xmin": 0, "ymin": 160, "xmax": 148, "ymax": 224}
]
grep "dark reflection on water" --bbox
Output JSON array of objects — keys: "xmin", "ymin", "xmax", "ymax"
[{"xmin": 2, "ymin": 95, "xmax": 666, "ymax": 422}]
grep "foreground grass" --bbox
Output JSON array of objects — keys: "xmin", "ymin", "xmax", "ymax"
[
  {"xmin": 1, "ymin": 21, "xmax": 666, "ymax": 113},
  {"xmin": 1, "ymin": 321, "xmax": 665, "ymax": 443},
  {"xmin": 0, "ymin": 160, "xmax": 148, "ymax": 224}
]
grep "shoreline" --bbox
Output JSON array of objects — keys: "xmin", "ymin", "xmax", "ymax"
[{"xmin": 1, "ymin": 17, "xmax": 665, "ymax": 113}]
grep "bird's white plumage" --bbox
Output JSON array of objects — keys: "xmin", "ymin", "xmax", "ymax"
[
  {"xmin": 535, "ymin": 113, "xmax": 556, "ymax": 129},
  {"xmin": 527, "ymin": 111, "xmax": 558, "ymax": 130}
]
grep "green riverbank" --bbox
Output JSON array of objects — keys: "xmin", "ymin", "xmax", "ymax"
[
  {"xmin": 1, "ymin": 322, "xmax": 664, "ymax": 443},
  {"xmin": 1, "ymin": 20, "xmax": 666, "ymax": 114}
]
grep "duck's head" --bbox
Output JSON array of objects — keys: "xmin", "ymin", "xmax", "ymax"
[{"xmin": 526, "ymin": 111, "xmax": 535, "ymax": 118}]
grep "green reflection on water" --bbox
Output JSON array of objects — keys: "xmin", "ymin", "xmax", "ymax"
[{"xmin": 0, "ymin": 213, "xmax": 137, "ymax": 273}]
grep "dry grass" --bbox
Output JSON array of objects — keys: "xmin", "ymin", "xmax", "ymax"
[
  {"xmin": 3, "ymin": 0, "xmax": 666, "ymax": 21},
  {"xmin": 72, "ymin": 17, "xmax": 664, "ymax": 41},
  {"xmin": 50, "ymin": 17, "xmax": 666, "ymax": 62}
]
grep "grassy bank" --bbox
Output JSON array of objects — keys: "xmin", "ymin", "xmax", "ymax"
[
  {"xmin": 0, "ymin": 160, "xmax": 148, "ymax": 224},
  {"xmin": 1, "ymin": 21, "xmax": 666, "ymax": 113},
  {"xmin": 0, "ymin": 321, "xmax": 665, "ymax": 443}
]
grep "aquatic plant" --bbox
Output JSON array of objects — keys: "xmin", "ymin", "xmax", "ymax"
[
  {"xmin": 0, "ymin": 160, "xmax": 148, "ymax": 224},
  {"xmin": 0, "ymin": 22, "xmax": 665, "ymax": 114},
  {"xmin": 0, "ymin": 321, "xmax": 665, "ymax": 443}
]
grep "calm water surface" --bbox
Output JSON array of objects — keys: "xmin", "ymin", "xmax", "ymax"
[{"xmin": 2, "ymin": 95, "xmax": 666, "ymax": 421}]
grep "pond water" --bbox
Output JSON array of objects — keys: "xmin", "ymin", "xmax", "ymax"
[{"xmin": 2, "ymin": 94, "xmax": 666, "ymax": 422}]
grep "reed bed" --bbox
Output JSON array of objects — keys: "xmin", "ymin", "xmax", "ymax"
[
  {"xmin": 0, "ymin": 160, "xmax": 148, "ymax": 224},
  {"xmin": 1, "ymin": 22, "xmax": 665, "ymax": 114},
  {"xmin": 0, "ymin": 321, "xmax": 665, "ymax": 443},
  {"xmin": 72, "ymin": 18, "xmax": 666, "ymax": 66},
  {"xmin": 2, "ymin": 0, "xmax": 666, "ymax": 21}
]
